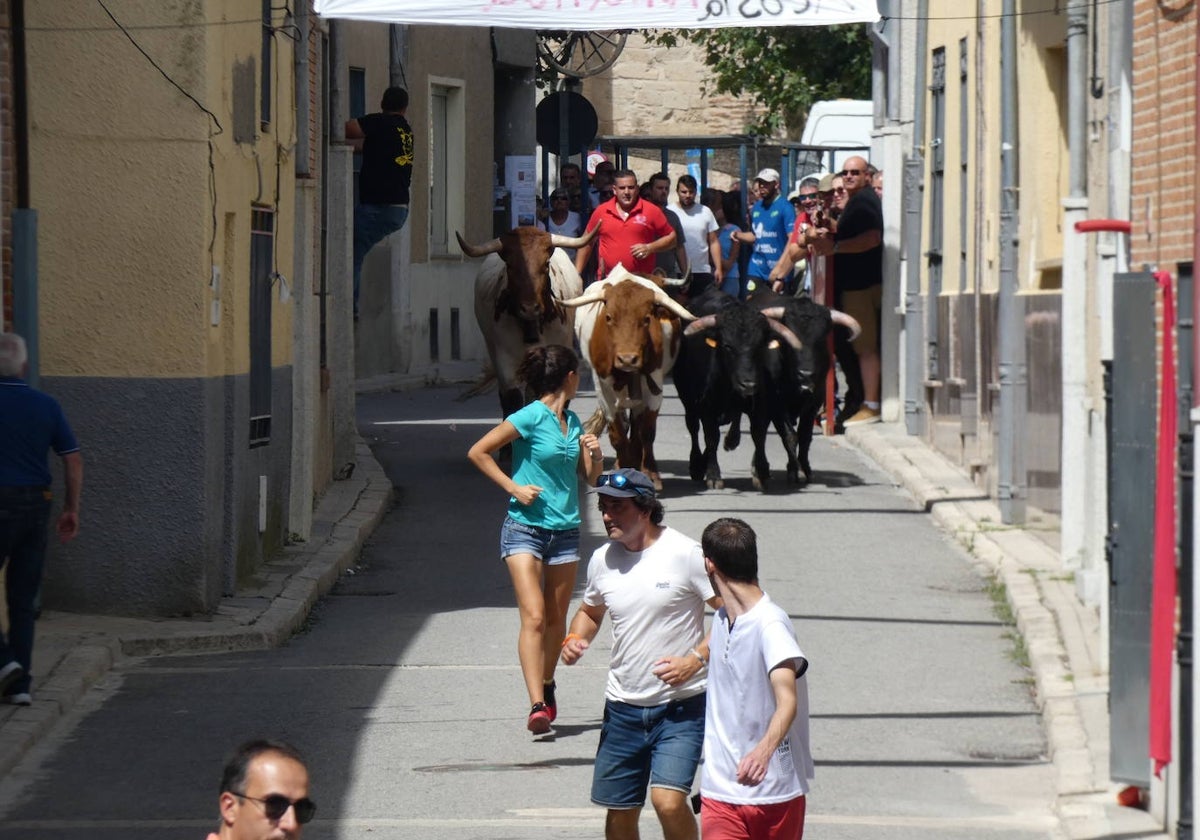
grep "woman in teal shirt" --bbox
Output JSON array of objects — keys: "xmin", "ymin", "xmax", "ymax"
[{"xmin": 468, "ymin": 345, "xmax": 604, "ymax": 734}]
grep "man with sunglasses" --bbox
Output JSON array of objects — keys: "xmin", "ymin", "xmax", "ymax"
[
  {"xmin": 209, "ymin": 740, "xmax": 315, "ymax": 840},
  {"xmin": 814, "ymin": 155, "xmax": 883, "ymax": 426},
  {"xmin": 562, "ymin": 469, "xmax": 721, "ymax": 840}
]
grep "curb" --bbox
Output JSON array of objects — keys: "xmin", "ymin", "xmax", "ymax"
[
  {"xmin": 0, "ymin": 437, "xmax": 392, "ymax": 779},
  {"xmin": 844, "ymin": 423, "xmax": 1108, "ymax": 839}
]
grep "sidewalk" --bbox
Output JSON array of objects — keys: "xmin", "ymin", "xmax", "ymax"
[
  {"xmin": 0, "ymin": 438, "xmax": 392, "ymax": 779},
  {"xmin": 0, "ymin": 412, "xmax": 1171, "ymax": 839},
  {"xmin": 847, "ymin": 420, "xmax": 1168, "ymax": 840}
]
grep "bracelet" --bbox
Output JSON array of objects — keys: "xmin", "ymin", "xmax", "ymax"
[
  {"xmin": 690, "ymin": 647, "xmax": 708, "ymax": 666},
  {"xmin": 563, "ymin": 632, "xmax": 584, "ymax": 648},
  {"xmin": 589, "ymin": 449, "xmax": 604, "ymax": 461}
]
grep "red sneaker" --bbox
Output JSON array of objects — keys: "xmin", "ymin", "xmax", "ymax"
[{"xmin": 527, "ymin": 702, "xmax": 552, "ymax": 734}]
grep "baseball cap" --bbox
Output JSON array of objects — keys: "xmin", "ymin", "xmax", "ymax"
[
  {"xmin": 589, "ymin": 468, "xmax": 656, "ymax": 498},
  {"xmin": 754, "ymin": 168, "xmax": 780, "ymax": 184},
  {"xmin": 787, "ymin": 189, "xmax": 801, "ymax": 201}
]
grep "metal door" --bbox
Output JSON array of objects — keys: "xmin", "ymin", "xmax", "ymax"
[{"xmin": 1107, "ymin": 270, "xmax": 1156, "ymax": 785}]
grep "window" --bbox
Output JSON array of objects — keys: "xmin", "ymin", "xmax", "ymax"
[
  {"xmin": 249, "ymin": 209, "xmax": 274, "ymax": 446},
  {"xmin": 428, "ymin": 79, "xmax": 465, "ymax": 256}
]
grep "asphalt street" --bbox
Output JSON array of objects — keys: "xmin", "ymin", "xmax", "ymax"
[{"xmin": 0, "ymin": 382, "xmax": 1058, "ymax": 839}]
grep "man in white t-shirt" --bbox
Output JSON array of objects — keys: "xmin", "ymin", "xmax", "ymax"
[
  {"xmin": 562, "ymin": 468, "xmax": 721, "ymax": 840},
  {"xmin": 671, "ymin": 174, "xmax": 723, "ymax": 298},
  {"xmin": 698, "ymin": 518, "xmax": 813, "ymax": 840}
]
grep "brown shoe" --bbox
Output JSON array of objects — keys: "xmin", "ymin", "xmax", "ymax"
[{"xmin": 843, "ymin": 407, "xmax": 881, "ymax": 426}]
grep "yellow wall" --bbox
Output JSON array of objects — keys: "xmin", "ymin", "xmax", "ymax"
[
  {"xmin": 922, "ymin": 0, "xmax": 1068, "ymax": 297},
  {"xmin": 28, "ymin": 0, "xmax": 297, "ymax": 379}
]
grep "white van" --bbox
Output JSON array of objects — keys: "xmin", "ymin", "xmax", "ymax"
[{"xmin": 795, "ymin": 99, "xmax": 872, "ymax": 183}]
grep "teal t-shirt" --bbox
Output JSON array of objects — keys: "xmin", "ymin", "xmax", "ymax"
[{"xmin": 506, "ymin": 400, "xmax": 583, "ymax": 530}]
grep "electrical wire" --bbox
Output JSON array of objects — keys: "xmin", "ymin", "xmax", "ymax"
[
  {"xmin": 881, "ymin": 0, "xmax": 1130, "ymax": 22},
  {"xmin": 93, "ymin": 0, "xmax": 224, "ymax": 258}
]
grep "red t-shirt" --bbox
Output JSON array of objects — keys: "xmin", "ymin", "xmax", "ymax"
[
  {"xmin": 584, "ymin": 198, "xmax": 675, "ymax": 276},
  {"xmin": 788, "ymin": 211, "xmax": 814, "ymax": 246}
]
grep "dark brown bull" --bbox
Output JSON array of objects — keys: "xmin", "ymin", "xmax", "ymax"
[{"xmin": 457, "ymin": 225, "xmax": 597, "ymax": 417}]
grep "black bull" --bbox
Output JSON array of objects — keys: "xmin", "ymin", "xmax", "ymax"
[{"xmin": 673, "ymin": 288, "xmax": 860, "ymax": 491}]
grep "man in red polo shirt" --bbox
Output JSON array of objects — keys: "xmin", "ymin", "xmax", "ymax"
[{"xmin": 574, "ymin": 170, "xmax": 677, "ymax": 282}]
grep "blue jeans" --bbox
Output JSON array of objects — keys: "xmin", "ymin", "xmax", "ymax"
[
  {"xmin": 499, "ymin": 516, "xmax": 580, "ymax": 566},
  {"xmin": 353, "ymin": 203, "xmax": 409, "ymax": 315},
  {"xmin": 591, "ymin": 694, "xmax": 706, "ymax": 808},
  {"xmin": 0, "ymin": 487, "xmax": 52, "ymax": 695}
]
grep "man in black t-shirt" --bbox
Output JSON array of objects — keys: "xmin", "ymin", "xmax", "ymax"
[
  {"xmin": 816, "ymin": 155, "xmax": 882, "ymax": 425},
  {"xmin": 345, "ymin": 86, "xmax": 414, "ymax": 320}
]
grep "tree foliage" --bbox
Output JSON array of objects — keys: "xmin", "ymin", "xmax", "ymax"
[{"xmin": 644, "ymin": 25, "xmax": 873, "ymax": 137}]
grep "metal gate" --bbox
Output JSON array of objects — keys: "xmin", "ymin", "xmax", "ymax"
[{"xmin": 1107, "ymin": 270, "xmax": 1156, "ymax": 786}]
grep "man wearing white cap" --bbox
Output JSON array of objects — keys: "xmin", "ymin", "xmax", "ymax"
[{"xmin": 732, "ymin": 168, "xmax": 796, "ymax": 298}]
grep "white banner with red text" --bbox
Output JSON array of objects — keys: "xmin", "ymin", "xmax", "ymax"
[{"xmin": 312, "ymin": 0, "xmax": 880, "ymax": 30}]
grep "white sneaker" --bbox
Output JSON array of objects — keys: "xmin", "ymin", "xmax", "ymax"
[
  {"xmin": 0, "ymin": 661, "xmax": 23, "ymax": 697},
  {"xmin": 4, "ymin": 692, "xmax": 31, "ymax": 706}
]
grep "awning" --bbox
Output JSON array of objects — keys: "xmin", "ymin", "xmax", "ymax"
[{"xmin": 312, "ymin": 0, "xmax": 879, "ymax": 30}]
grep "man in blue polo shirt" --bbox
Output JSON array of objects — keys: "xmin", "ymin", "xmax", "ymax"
[
  {"xmin": 0, "ymin": 333, "xmax": 82, "ymax": 706},
  {"xmin": 733, "ymin": 168, "xmax": 797, "ymax": 297}
]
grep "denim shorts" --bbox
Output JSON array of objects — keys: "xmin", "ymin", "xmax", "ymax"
[
  {"xmin": 591, "ymin": 693, "xmax": 706, "ymax": 808},
  {"xmin": 499, "ymin": 516, "xmax": 580, "ymax": 566}
]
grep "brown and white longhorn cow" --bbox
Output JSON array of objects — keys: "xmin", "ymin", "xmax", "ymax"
[
  {"xmin": 457, "ymin": 225, "xmax": 598, "ymax": 417},
  {"xmin": 561, "ymin": 266, "xmax": 696, "ymax": 490}
]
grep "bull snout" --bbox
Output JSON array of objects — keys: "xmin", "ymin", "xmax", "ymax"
[
  {"xmin": 797, "ymin": 369, "xmax": 816, "ymax": 393},
  {"xmin": 615, "ymin": 352, "xmax": 642, "ymax": 371},
  {"xmin": 734, "ymin": 376, "xmax": 759, "ymax": 397}
]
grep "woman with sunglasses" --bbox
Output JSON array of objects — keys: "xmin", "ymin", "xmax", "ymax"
[{"xmin": 468, "ymin": 344, "xmax": 604, "ymax": 734}]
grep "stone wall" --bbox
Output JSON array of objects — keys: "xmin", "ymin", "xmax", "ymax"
[{"xmin": 580, "ymin": 34, "xmax": 768, "ymax": 189}]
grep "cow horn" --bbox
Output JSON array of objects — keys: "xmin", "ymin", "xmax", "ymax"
[
  {"xmin": 831, "ymin": 309, "xmax": 862, "ymax": 341},
  {"xmin": 615, "ymin": 273, "xmax": 697, "ymax": 321},
  {"xmin": 560, "ymin": 287, "xmax": 609, "ymax": 308},
  {"xmin": 759, "ymin": 306, "xmax": 787, "ymax": 320},
  {"xmin": 651, "ymin": 288, "xmax": 697, "ymax": 321},
  {"xmin": 455, "ymin": 232, "xmax": 503, "ymax": 258},
  {"xmin": 684, "ymin": 314, "xmax": 718, "ymax": 336},
  {"xmin": 767, "ymin": 318, "xmax": 804, "ymax": 350},
  {"xmin": 550, "ymin": 222, "xmax": 600, "ymax": 250}
]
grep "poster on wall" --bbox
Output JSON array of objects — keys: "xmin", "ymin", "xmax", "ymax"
[{"xmin": 506, "ymin": 155, "xmax": 537, "ymax": 229}]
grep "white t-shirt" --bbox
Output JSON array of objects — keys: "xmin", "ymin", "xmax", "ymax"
[
  {"xmin": 670, "ymin": 202, "xmax": 719, "ymax": 274},
  {"xmin": 583, "ymin": 526, "xmax": 714, "ymax": 706},
  {"xmin": 538, "ymin": 211, "xmax": 584, "ymax": 259},
  {"xmin": 700, "ymin": 593, "xmax": 813, "ymax": 805}
]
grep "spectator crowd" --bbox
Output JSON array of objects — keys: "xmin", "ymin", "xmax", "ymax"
[{"xmin": 546, "ymin": 153, "xmax": 885, "ymax": 431}]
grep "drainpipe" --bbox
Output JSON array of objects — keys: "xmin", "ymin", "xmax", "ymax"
[
  {"xmin": 903, "ymin": 0, "xmax": 928, "ymax": 435},
  {"xmin": 1060, "ymin": 0, "xmax": 1089, "ymax": 568},
  {"xmin": 996, "ymin": 0, "xmax": 1026, "ymax": 524},
  {"xmin": 10, "ymin": 0, "xmax": 37, "ymax": 385},
  {"xmin": 1188, "ymin": 4, "xmax": 1200, "ymax": 834},
  {"xmin": 389, "ymin": 24, "xmax": 408, "ymax": 88}
]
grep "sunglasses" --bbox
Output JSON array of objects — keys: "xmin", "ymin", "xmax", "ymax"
[
  {"xmin": 833, "ymin": 187, "xmax": 847, "ymax": 193},
  {"xmin": 839, "ymin": 169, "xmax": 863, "ymax": 177},
  {"xmin": 596, "ymin": 473, "xmax": 649, "ymax": 495},
  {"xmin": 233, "ymin": 792, "xmax": 318, "ymax": 824},
  {"xmin": 798, "ymin": 193, "xmax": 819, "ymax": 201}
]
